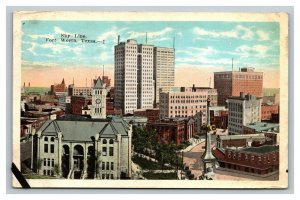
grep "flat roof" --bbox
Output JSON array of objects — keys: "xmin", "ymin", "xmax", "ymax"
[
  {"xmin": 241, "ymin": 145, "xmax": 279, "ymax": 154},
  {"xmin": 245, "ymin": 122, "xmax": 279, "ymax": 132}
]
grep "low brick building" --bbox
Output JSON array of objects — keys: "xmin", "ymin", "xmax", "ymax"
[
  {"xmin": 147, "ymin": 117, "xmax": 196, "ymax": 145},
  {"xmin": 209, "ymin": 106, "xmax": 228, "ymax": 129},
  {"xmin": 70, "ymin": 96, "xmax": 92, "ymax": 115},
  {"xmin": 134, "ymin": 108, "xmax": 160, "ymax": 122},
  {"xmin": 216, "ymin": 134, "xmax": 266, "ymax": 149},
  {"xmin": 261, "ymin": 104, "xmax": 279, "ymax": 121},
  {"xmin": 50, "ymin": 78, "xmax": 67, "ymax": 95},
  {"xmin": 213, "ymin": 145, "xmax": 279, "ymax": 176}
]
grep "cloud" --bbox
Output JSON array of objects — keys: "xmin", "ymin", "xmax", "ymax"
[
  {"xmin": 39, "ymin": 42, "xmax": 82, "ymax": 55},
  {"xmin": 193, "ymin": 25, "xmax": 255, "ymax": 40},
  {"xmin": 97, "ymin": 26, "xmax": 128, "ymax": 44},
  {"xmin": 193, "ymin": 27, "xmax": 238, "ymax": 39},
  {"xmin": 99, "ymin": 51, "xmax": 110, "ymax": 62},
  {"xmin": 128, "ymin": 27, "xmax": 174, "ymax": 39},
  {"xmin": 256, "ymin": 30, "xmax": 270, "ymax": 41},
  {"xmin": 235, "ymin": 44, "xmax": 269, "ymax": 57},
  {"xmin": 54, "ymin": 26, "xmax": 73, "ymax": 36}
]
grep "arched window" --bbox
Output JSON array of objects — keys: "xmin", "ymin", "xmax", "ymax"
[
  {"xmin": 51, "ymin": 137, "xmax": 55, "ymax": 142},
  {"xmin": 109, "ymin": 139, "xmax": 114, "ymax": 144},
  {"xmin": 102, "ymin": 139, "xmax": 107, "ymax": 144},
  {"xmin": 44, "ymin": 137, "xmax": 48, "ymax": 142}
]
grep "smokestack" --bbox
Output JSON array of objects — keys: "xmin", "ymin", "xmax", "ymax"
[
  {"xmin": 118, "ymin": 35, "xmax": 120, "ymax": 44},
  {"xmin": 232, "ymin": 58, "xmax": 233, "ymax": 71},
  {"xmin": 146, "ymin": 32, "xmax": 148, "ymax": 44}
]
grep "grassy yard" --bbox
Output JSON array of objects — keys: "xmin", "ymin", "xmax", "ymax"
[
  {"xmin": 23, "ymin": 174, "xmax": 58, "ymax": 179},
  {"xmin": 142, "ymin": 172, "xmax": 178, "ymax": 180},
  {"xmin": 132, "ymin": 156, "xmax": 172, "ymax": 170}
]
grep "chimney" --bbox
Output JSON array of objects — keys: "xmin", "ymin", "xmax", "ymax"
[{"xmin": 118, "ymin": 35, "xmax": 120, "ymax": 44}]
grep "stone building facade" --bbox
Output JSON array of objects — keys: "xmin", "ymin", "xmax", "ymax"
[
  {"xmin": 33, "ymin": 117, "xmax": 132, "ymax": 179},
  {"xmin": 228, "ymin": 93, "xmax": 262, "ymax": 135},
  {"xmin": 159, "ymin": 87, "xmax": 217, "ymax": 124}
]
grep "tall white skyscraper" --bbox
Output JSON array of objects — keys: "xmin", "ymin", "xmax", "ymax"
[
  {"xmin": 153, "ymin": 47, "xmax": 175, "ymax": 105},
  {"xmin": 114, "ymin": 39, "xmax": 174, "ymax": 115}
]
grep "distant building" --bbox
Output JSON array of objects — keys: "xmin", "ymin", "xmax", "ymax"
[
  {"xmin": 213, "ymin": 145, "xmax": 279, "ymax": 176},
  {"xmin": 228, "ymin": 92, "xmax": 262, "ymax": 135},
  {"xmin": 261, "ymin": 104, "xmax": 279, "ymax": 121},
  {"xmin": 70, "ymin": 96, "xmax": 92, "ymax": 115},
  {"xmin": 209, "ymin": 106, "xmax": 228, "ymax": 129},
  {"xmin": 123, "ymin": 116, "xmax": 148, "ymax": 128},
  {"xmin": 50, "ymin": 78, "xmax": 67, "ymax": 96},
  {"xmin": 153, "ymin": 47, "xmax": 175, "ymax": 105},
  {"xmin": 159, "ymin": 87, "xmax": 217, "ymax": 124},
  {"xmin": 214, "ymin": 67, "xmax": 263, "ymax": 106},
  {"xmin": 146, "ymin": 117, "xmax": 196, "ymax": 145},
  {"xmin": 134, "ymin": 108, "xmax": 160, "ymax": 122}
]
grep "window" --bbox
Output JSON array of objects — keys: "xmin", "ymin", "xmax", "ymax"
[
  {"xmin": 106, "ymin": 174, "xmax": 109, "ymax": 179},
  {"xmin": 102, "ymin": 139, "xmax": 107, "ymax": 144},
  {"xmin": 111, "ymin": 162, "xmax": 114, "ymax": 170},
  {"xmin": 102, "ymin": 174, "xmax": 105, "ymax": 179},
  {"xmin": 44, "ymin": 158, "xmax": 47, "ymax": 166},
  {"xmin": 47, "ymin": 170, "xmax": 50, "ymax": 175},
  {"xmin": 48, "ymin": 158, "xmax": 50, "ymax": 166},
  {"xmin": 44, "ymin": 137, "xmax": 48, "ymax": 142},
  {"xmin": 44, "ymin": 144, "xmax": 48, "ymax": 153},
  {"xmin": 102, "ymin": 162, "xmax": 105, "ymax": 170},
  {"xmin": 109, "ymin": 147, "xmax": 114, "ymax": 156},
  {"xmin": 50, "ymin": 137, "xmax": 55, "ymax": 142},
  {"xmin": 102, "ymin": 147, "xmax": 107, "ymax": 156},
  {"xmin": 106, "ymin": 162, "xmax": 109, "ymax": 170},
  {"xmin": 43, "ymin": 170, "xmax": 46, "ymax": 175},
  {"xmin": 51, "ymin": 159, "xmax": 54, "ymax": 167},
  {"xmin": 109, "ymin": 139, "xmax": 114, "ymax": 144},
  {"xmin": 50, "ymin": 144, "xmax": 54, "ymax": 153},
  {"xmin": 111, "ymin": 174, "xmax": 114, "ymax": 179}
]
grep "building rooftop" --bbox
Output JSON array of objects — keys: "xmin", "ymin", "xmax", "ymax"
[
  {"xmin": 218, "ymin": 133, "xmax": 265, "ymax": 140},
  {"xmin": 241, "ymin": 145, "xmax": 279, "ymax": 154},
  {"xmin": 38, "ymin": 116, "xmax": 130, "ymax": 141},
  {"xmin": 245, "ymin": 122, "xmax": 279, "ymax": 132}
]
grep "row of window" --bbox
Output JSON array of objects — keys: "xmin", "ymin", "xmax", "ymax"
[
  {"xmin": 44, "ymin": 143, "xmax": 55, "ymax": 153},
  {"xmin": 102, "ymin": 147, "xmax": 114, "ymax": 156},
  {"xmin": 44, "ymin": 158, "xmax": 54, "ymax": 167},
  {"xmin": 102, "ymin": 174, "xmax": 114, "ymax": 179},
  {"xmin": 101, "ymin": 161, "xmax": 114, "ymax": 170},
  {"xmin": 228, "ymin": 153, "xmax": 276, "ymax": 162}
]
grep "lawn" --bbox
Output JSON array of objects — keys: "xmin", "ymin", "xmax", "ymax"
[
  {"xmin": 132, "ymin": 156, "xmax": 172, "ymax": 170},
  {"xmin": 23, "ymin": 174, "xmax": 58, "ymax": 179},
  {"xmin": 142, "ymin": 172, "xmax": 178, "ymax": 180}
]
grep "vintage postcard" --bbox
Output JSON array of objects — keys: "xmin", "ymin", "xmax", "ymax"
[{"xmin": 13, "ymin": 11, "xmax": 288, "ymax": 188}]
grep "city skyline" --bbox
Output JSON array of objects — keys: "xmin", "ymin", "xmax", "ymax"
[{"xmin": 22, "ymin": 21, "xmax": 280, "ymax": 88}]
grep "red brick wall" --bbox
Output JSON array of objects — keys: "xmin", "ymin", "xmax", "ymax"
[
  {"xmin": 261, "ymin": 104, "xmax": 279, "ymax": 121},
  {"xmin": 214, "ymin": 77, "xmax": 232, "ymax": 106},
  {"xmin": 232, "ymin": 79, "xmax": 263, "ymax": 98}
]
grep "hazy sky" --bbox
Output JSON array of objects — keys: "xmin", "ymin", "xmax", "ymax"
[{"xmin": 21, "ymin": 20, "xmax": 280, "ymax": 88}]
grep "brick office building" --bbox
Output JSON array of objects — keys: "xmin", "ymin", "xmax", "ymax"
[
  {"xmin": 146, "ymin": 117, "xmax": 196, "ymax": 145},
  {"xmin": 209, "ymin": 106, "xmax": 228, "ymax": 129},
  {"xmin": 214, "ymin": 67, "xmax": 263, "ymax": 106},
  {"xmin": 213, "ymin": 145, "xmax": 279, "ymax": 176},
  {"xmin": 70, "ymin": 96, "xmax": 92, "ymax": 115},
  {"xmin": 134, "ymin": 108, "xmax": 160, "ymax": 122}
]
